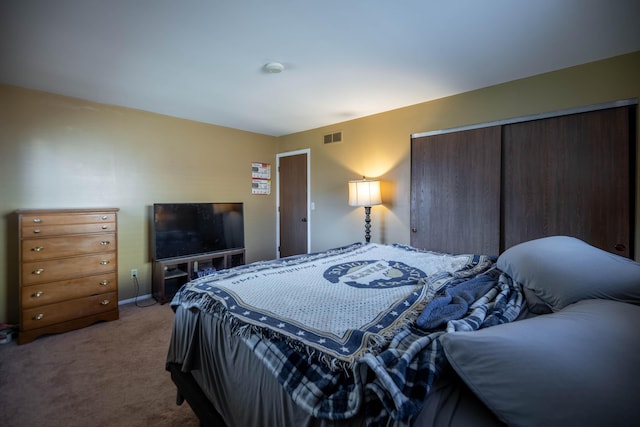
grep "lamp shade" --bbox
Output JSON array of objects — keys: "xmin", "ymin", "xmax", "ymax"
[{"xmin": 348, "ymin": 179, "xmax": 382, "ymax": 207}]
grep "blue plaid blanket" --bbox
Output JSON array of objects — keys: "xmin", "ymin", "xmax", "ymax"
[
  {"xmin": 243, "ymin": 269, "xmax": 523, "ymax": 423},
  {"xmin": 171, "ymin": 244, "xmax": 523, "ymax": 423}
]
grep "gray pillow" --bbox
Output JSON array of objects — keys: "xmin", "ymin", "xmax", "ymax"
[
  {"xmin": 440, "ymin": 299, "xmax": 640, "ymax": 427},
  {"xmin": 497, "ymin": 235, "xmax": 640, "ymax": 311}
]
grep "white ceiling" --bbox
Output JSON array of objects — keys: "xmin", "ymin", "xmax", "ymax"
[{"xmin": 1, "ymin": 0, "xmax": 639, "ymax": 137}]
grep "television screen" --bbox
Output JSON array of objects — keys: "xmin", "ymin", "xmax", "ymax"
[{"xmin": 152, "ymin": 203, "xmax": 244, "ymax": 260}]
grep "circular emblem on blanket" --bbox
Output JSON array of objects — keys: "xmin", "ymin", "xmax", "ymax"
[{"xmin": 323, "ymin": 260, "xmax": 426, "ymax": 288}]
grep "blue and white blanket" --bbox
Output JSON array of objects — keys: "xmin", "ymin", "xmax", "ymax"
[
  {"xmin": 173, "ymin": 243, "xmax": 493, "ymax": 370},
  {"xmin": 171, "ymin": 243, "xmax": 523, "ymax": 422},
  {"xmin": 243, "ymin": 269, "xmax": 523, "ymax": 423}
]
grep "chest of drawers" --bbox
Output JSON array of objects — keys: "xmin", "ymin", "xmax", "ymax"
[{"xmin": 17, "ymin": 208, "xmax": 119, "ymax": 344}]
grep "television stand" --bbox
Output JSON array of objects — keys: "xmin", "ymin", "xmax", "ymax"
[{"xmin": 152, "ymin": 249, "xmax": 245, "ymax": 304}]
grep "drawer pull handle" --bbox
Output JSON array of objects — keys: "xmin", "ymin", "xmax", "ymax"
[
  {"xmin": 33, "ymin": 313, "xmax": 44, "ymax": 321},
  {"xmin": 101, "ymin": 299, "xmax": 110, "ymax": 306},
  {"xmin": 32, "ymin": 246, "xmax": 44, "ymax": 252},
  {"xmin": 101, "ymin": 225, "xmax": 108, "ymax": 230},
  {"xmin": 100, "ymin": 280, "xmax": 109, "ymax": 286},
  {"xmin": 100, "ymin": 260, "xmax": 110, "ymax": 265},
  {"xmin": 33, "ymin": 218, "xmax": 42, "ymax": 224},
  {"xmin": 102, "ymin": 215, "xmax": 108, "ymax": 220},
  {"xmin": 32, "ymin": 291, "xmax": 44, "ymax": 298},
  {"xmin": 33, "ymin": 229, "xmax": 41, "ymax": 234},
  {"xmin": 32, "ymin": 268, "xmax": 44, "ymax": 275},
  {"xmin": 100, "ymin": 241, "xmax": 110, "ymax": 246}
]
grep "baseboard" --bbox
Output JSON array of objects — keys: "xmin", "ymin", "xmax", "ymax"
[{"xmin": 118, "ymin": 294, "xmax": 153, "ymax": 306}]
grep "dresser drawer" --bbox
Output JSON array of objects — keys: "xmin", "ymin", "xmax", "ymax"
[
  {"xmin": 22, "ymin": 291, "xmax": 117, "ymax": 330},
  {"xmin": 22, "ymin": 253, "xmax": 117, "ymax": 285},
  {"xmin": 22, "ymin": 233, "xmax": 116, "ymax": 261},
  {"xmin": 22, "ymin": 222, "xmax": 116, "ymax": 237},
  {"xmin": 21, "ymin": 273, "xmax": 117, "ymax": 308},
  {"xmin": 20, "ymin": 212, "xmax": 116, "ymax": 227}
]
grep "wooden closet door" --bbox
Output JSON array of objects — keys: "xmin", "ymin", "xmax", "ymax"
[
  {"xmin": 411, "ymin": 126, "xmax": 501, "ymax": 255},
  {"xmin": 502, "ymin": 106, "xmax": 633, "ymax": 257}
]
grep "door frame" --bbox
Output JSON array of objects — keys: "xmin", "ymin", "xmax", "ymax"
[{"xmin": 276, "ymin": 148, "xmax": 311, "ymax": 258}]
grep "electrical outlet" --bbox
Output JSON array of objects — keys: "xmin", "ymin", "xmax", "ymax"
[{"xmin": 131, "ymin": 269, "xmax": 138, "ymax": 278}]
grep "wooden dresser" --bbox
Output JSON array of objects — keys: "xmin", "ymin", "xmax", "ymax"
[{"xmin": 17, "ymin": 208, "xmax": 119, "ymax": 344}]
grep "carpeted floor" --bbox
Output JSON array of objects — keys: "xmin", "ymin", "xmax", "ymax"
[{"xmin": 0, "ymin": 301, "xmax": 200, "ymax": 427}]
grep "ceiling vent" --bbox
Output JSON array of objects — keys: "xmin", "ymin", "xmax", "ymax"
[{"xmin": 323, "ymin": 131, "xmax": 343, "ymax": 144}]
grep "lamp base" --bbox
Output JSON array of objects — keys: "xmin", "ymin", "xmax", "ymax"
[{"xmin": 364, "ymin": 206, "xmax": 372, "ymax": 243}]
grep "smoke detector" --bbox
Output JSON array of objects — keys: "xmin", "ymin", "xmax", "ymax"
[{"xmin": 263, "ymin": 62, "xmax": 284, "ymax": 73}]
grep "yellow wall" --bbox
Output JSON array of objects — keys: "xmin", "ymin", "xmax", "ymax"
[
  {"xmin": 278, "ymin": 51, "xmax": 640, "ymax": 255},
  {"xmin": 1, "ymin": 51, "xmax": 638, "ymax": 324},
  {"xmin": 0, "ymin": 86, "xmax": 278, "ymax": 323}
]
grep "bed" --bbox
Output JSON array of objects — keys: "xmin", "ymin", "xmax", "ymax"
[{"xmin": 166, "ymin": 236, "xmax": 640, "ymax": 426}]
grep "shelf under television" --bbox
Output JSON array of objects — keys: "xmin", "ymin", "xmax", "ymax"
[{"xmin": 152, "ymin": 248, "xmax": 245, "ymax": 304}]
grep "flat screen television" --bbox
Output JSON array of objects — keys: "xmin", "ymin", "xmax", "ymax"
[{"xmin": 152, "ymin": 202, "xmax": 244, "ymax": 260}]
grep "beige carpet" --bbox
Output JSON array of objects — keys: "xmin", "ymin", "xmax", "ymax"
[{"xmin": 0, "ymin": 302, "xmax": 200, "ymax": 427}]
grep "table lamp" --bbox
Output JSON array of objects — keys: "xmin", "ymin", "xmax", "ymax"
[{"xmin": 348, "ymin": 177, "xmax": 382, "ymax": 243}]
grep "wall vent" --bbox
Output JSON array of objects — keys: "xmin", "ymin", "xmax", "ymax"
[{"xmin": 323, "ymin": 131, "xmax": 343, "ymax": 144}]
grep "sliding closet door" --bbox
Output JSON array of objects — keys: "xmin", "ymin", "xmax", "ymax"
[
  {"xmin": 411, "ymin": 127, "xmax": 501, "ymax": 255},
  {"xmin": 502, "ymin": 106, "xmax": 633, "ymax": 257}
]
